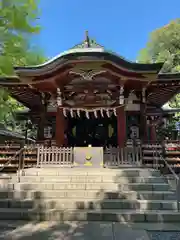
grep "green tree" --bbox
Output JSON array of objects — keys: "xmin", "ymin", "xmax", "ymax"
[
  {"xmin": 138, "ymin": 19, "xmax": 180, "ymax": 108},
  {"xmin": 0, "ymin": 0, "xmax": 46, "ymax": 129}
]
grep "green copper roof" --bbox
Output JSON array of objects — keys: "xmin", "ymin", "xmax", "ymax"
[
  {"xmin": 71, "ymin": 38, "xmax": 129, "ymax": 61},
  {"xmin": 0, "ymin": 123, "xmax": 35, "ymax": 141},
  {"xmin": 13, "ymin": 31, "xmax": 164, "ymax": 74}
]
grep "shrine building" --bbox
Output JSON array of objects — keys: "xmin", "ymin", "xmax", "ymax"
[{"xmin": 0, "ymin": 32, "xmax": 180, "ymax": 148}]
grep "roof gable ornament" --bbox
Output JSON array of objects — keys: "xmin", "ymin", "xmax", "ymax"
[
  {"xmin": 84, "ymin": 30, "xmax": 90, "ymax": 48},
  {"xmin": 71, "ymin": 31, "xmax": 104, "ymax": 50}
]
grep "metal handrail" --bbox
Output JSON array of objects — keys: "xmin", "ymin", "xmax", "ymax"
[
  {"xmin": 0, "ymin": 147, "xmax": 24, "ymax": 172},
  {"xmin": 152, "ymin": 146, "xmax": 180, "ymax": 211}
]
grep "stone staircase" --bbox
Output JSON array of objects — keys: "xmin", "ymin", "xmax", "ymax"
[{"xmin": 0, "ymin": 167, "xmax": 180, "ymax": 223}]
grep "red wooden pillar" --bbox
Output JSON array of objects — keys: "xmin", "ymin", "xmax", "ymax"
[
  {"xmin": 55, "ymin": 107, "xmax": 65, "ymax": 146},
  {"xmin": 64, "ymin": 118, "xmax": 68, "ymax": 147},
  {"xmin": 140, "ymin": 104, "xmax": 148, "ymax": 142},
  {"xmin": 150, "ymin": 124, "xmax": 157, "ymax": 142},
  {"xmin": 117, "ymin": 107, "xmax": 126, "ymax": 147}
]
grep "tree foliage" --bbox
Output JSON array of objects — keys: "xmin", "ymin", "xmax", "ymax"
[
  {"xmin": 138, "ymin": 19, "xmax": 180, "ymax": 108},
  {"xmin": 138, "ymin": 19, "xmax": 180, "ymax": 72},
  {"xmin": 0, "ymin": 0, "xmax": 46, "ymax": 129}
]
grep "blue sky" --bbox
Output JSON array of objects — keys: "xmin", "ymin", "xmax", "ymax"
[{"xmin": 37, "ymin": 0, "xmax": 180, "ymax": 61}]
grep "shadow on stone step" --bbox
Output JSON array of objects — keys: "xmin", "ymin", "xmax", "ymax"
[{"xmin": 0, "ymin": 169, "xmax": 178, "ymax": 239}]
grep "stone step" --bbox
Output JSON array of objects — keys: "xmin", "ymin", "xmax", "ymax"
[
  {"xmin": 18, "ymin": 175, "xmax": 166, "ymax": 184},
  {"xmin": 0, "ymin": 199, "xmax": 177, "ymax": 211},
  {"xmin": 23, "ymin": 168, "xmax": 161, "ymax": 177},
  {"xmin": 0, "ymin": 208, "xmax": 179, "ymax": 222},
  {"xmin": 13, "ymin": 183, "xmax": 170, "ymax": 192},
  {"xmin": 0, "ymin": 190, "xmax": 175, "ymax": 200}
]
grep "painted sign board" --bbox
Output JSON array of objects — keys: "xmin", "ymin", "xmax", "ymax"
[{"xmin": 73, "ymin": 147, "xmax": 103, "ymax": 167}]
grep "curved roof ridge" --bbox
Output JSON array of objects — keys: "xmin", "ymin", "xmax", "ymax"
[
  {"xmin": 158, "ymin": 72, "xmax": 180, "ymax": 79},
  {"xmin": 14, "ymin": 48, "xmax": 164, "ymax": 72},
  {"xmin": 14, "ymin": 32, "xmax": 163, "ymax": 71},
  {"xmin": 14, "ymin": 48, "xmax": 106, "ymax": 70},
  {"xmin": 158, "ymin": 72, "xmax": 180, "ymax": 76}
]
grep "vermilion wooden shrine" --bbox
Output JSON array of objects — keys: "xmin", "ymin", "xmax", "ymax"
[{"xmin": 0, "ymin": 32, "xmax": 180, "ymax": 149}]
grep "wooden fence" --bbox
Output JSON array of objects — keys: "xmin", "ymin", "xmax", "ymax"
[
  {"xmin": 0, "ymin": 141, "xmax": 179, "ymax": 172},
  {"xmin": 36, "ymin": 146, "xmax": 142, "ymax": 168},
  {"xmin": 104, "ymin": 146, "xmax": 142, "ymax": 166},
  {"xmin": 37, "ymin": 146, "xmax": 73, "ymax": 167}
]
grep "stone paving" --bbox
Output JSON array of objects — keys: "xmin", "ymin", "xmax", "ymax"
[
  {"xmin": 0, "ymin": 221, "xmax": 180, "ymax": 240},
  {"xmin": 147, "ymin": 231, "xmax": 180, "ymax": 240}
]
